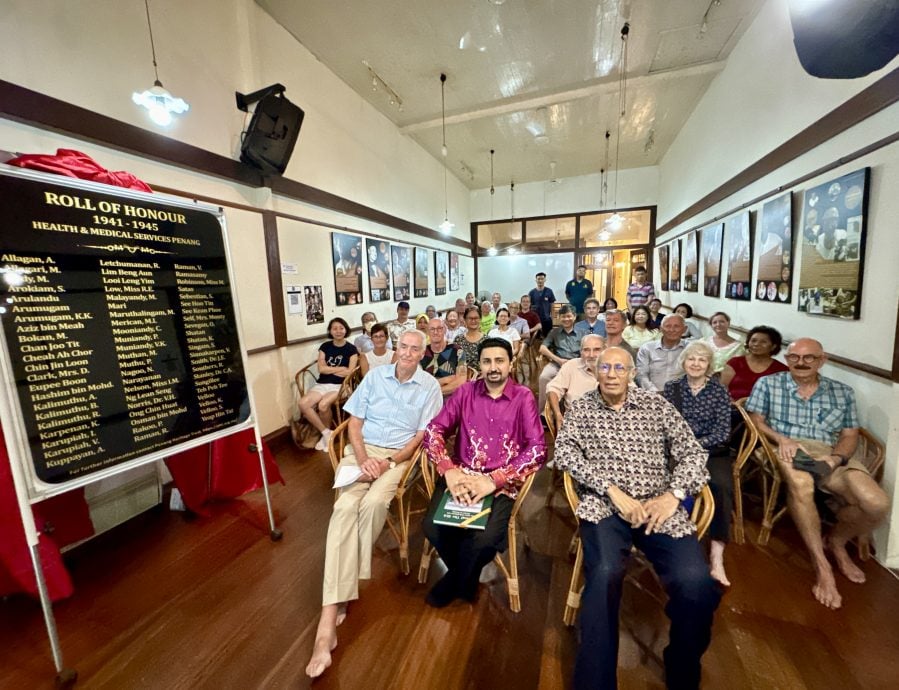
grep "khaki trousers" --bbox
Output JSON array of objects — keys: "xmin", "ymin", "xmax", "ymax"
[{"xmin": 322, "ymin": 443, "xmax": 408, "ymax": 606}]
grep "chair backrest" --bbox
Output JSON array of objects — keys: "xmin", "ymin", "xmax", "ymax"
[
  {"xmin": 858, "ymin": 428, "xmax": 885, "ymax": 481},
  {"xmin": 327, "ymin": 418, "xmax": 351, "ymax": 473},
  {"xmin": 467, "ymin": 366, "xmax": 481, "ymax": 381},
  {"xmin": 294, "ymin": 360, "xmax": 319, "ymax": 398},
  {"xmin": 333, "ymin": 366, "xmax": 362, "ymax": 423},
  {"xmin": 732, "ymin": 398, "xmax": 760, "ymax": 474},
  {"xmin": 562, "ymin": 473, "xmax": 715, "ymax": 539},
  {"xmin": 544, "ymin": 400, "xmax": 557, "ymax": 440}
]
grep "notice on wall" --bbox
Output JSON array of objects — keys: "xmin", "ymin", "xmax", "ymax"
[{"xmin": 0, "ymin": 168, "xmax": 250, "ymax": 490}]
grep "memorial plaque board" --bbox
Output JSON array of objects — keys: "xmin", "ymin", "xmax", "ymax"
[{"xmin": 0, "ymin": 168, "xmax": 251, "ymax": 492}]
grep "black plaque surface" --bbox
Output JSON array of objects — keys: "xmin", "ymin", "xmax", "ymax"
[{"xmin": 0, "ymin": 170, "xmax": 249, "ymax": 486}]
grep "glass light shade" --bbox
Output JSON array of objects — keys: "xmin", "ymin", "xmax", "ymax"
[{"xmin": 132, "ymin": 82, "xmax": 189, "ymax": 126}]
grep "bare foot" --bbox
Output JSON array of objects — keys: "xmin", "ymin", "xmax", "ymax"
[
  {"xmin": 336, "ymin": 602, "xmax": 348, "ymax": 626},
  {"xmin": 305, "ymin": 634, "xmax": 337, "ymax": 679},
  {"xmin": 710, "ymin": 563, "xmax": 731, "ymax": 587},
  {"xmin": 829, "ymin": 541, "xmax": 866, "ymax": 583},
  {"xmin": 812, "ymin": 568, "xmax": 842, "ymax": 609}
]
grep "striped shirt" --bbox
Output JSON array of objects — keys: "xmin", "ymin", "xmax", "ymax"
[
  {"xmin": 744, "ymin": 372, "xmax": 859, "ymax": 445},
  {"xmin": 344, "ymin": 364, "xmax": 443, "ymax": 448}
]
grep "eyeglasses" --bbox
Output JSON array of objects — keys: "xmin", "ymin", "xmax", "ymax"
[
  {"xmin": 598, "ymin": 363, "xmax": 635, "ymax": 375},
  {"xmin": 785, "ymin": 354, "xmax": 822, "ymax": 364}
]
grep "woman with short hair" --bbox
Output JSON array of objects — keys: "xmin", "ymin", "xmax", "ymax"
[
  {"xmin": 719, "ymin": 326, "xmax": 788, "ymax": 400},
  {"xmin": 702, "ymin": 311, "xmax": 746, "ymax": 372}
]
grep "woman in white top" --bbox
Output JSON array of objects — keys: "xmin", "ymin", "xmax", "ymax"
[
  {"xmin": 487, "ymin": 307, "xmax": 522, "ymax": 357},
  {"xmin": 443, "ymin": 309, "xmax": 465, "ymax": 343},
  {"xmin": 622, "ymin": 305, "xmax": 660, "ymax": 350},
  {"xmin": 360, "ymin": 323, "xmax": 396, "ymax": 376},
  {"xmin": 702, "ymin": 311, "xmax": 746, "ymax": 372}
]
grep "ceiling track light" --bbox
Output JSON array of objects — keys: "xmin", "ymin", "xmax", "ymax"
[
  {"xmin": 699, "ymin": 0, "xmax": 721, "ymax": 37},
  {"xmin": 131, "ymin": 0, "xmax": 189, "ymax": 126},
  {"xmin": 363, "ymin": 59, "xmax": 404, "ymax": 111}
]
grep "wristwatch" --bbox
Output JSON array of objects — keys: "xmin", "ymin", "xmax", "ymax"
[
  {"xmin": 671, "ymin": 487, "xmax": 686, "ymax": 501},
  {"xmin": 385, "ymin": 456, "xmax": 396, "ymax": 470}
]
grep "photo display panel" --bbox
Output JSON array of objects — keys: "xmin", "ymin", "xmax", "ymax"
[{"xmin": 0, "ymin": 169, "xmax": 249, "ymax": 487}]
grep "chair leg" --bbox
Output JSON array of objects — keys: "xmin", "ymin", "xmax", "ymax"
[
  {"xmin": 506, "ymin": 522, "xmax": 521, "ymax": 612},
  {"xmin": 418, "ymin": 542, "xmax": 434, "ymax": 584},
  {"xmin": 733, "ymin": 470, "xmax": 745, "ymax": 545},
  {"xmin": 563, "ymin": 540, "xmax": 583, "ymax": 627},
  {"xmin": 858, "ymin": 534, "xmax": 872, "ymax": 561},
  {"xmin": 396, "ymin": 494, "xmax": 410, "ymax": 576},
  {"xmin": 758, "ymin": 474, "xmax": 780, "ymax": 546}
]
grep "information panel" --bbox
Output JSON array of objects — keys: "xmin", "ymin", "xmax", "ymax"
[{"xmin": 0, "ymin": 169, "xmax": 249, "ymax": 488}]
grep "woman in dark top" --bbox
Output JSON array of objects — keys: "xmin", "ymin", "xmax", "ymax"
[
  {"xmin": 719, "ymin": 325, "xmax": 788, "ymax": 401},
  {"xmin": 454, "ymin": 306, "xmax": 485, "ymax": 373},
  {"xmin": 299, "ymin": 317, "xmax": 358, "ymax": 451},
  {"xmin": 663, "ymin": 340, "xmax": 733, "ymax": 586}
]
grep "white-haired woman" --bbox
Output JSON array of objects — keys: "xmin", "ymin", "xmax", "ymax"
[{"xmin": 663, "ymin": 340, "xmax": 734, "ymax": 586}]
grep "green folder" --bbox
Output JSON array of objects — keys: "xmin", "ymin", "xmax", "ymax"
[{"xmin": 432, "ymin": 490, "xmax": 493, "ymax": 530}]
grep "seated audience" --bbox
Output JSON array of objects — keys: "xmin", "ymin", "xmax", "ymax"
[
  {"xmin": 601, "ymin": 309, "xmax": 636, "ymax": 360},
  {"xmin": 663, "ymin": 341, "xmax": 734, "ymax": 586},
  {"xmin": 673, "ymin": 303, "xmax": 704, "ymax": 340},
  {"xmin": 574, "ymin": 298, "xmax": 607, "ymax": 338},
  {"xmin": 546, "ymin": 334, "xmax": 604, "ymax": 430},
  {"xmin": 647, "ymin": 297, "xmax": 665, "ymax": 329},
  {"xmin": 491, "ymin": 291, "xmax": 508, "ymax": 312},
  {"xmin": 444, "ymin": 309, "xmax": 465, "ymax": 343},
  {"xmin": 305, "ymin": 330, "xmax": 442, "ymax": 679},
  {"xmin": 422, "ymin": 338, "xmax": 546, "ymax": 607},
  {"xmin": 537, "ymin": 305, "xmax": 581, "ymax": 411},
  {"xmin": 425, "ymin": 305, "xmax": 438, "ymax": 319},
  {"xmin": 635, "ymin": 314, "xmax": 688, "ymax": 392},
  {"xmin": 353, "ymin": 312, "xmax": 392, "ymax": 354},
  {"xmin": 422, "ymin": 317, "xmax": 466, "ymax": 397},
  {"xmin": 479, "ymin": 300, "xmax": 496, "ymax": 334},
  {"xmin": 387, "ymin": 301, "xmax": 416, "ymax": 347},
  {"xmin": 720, "ymin": 326, "xmax": 788, "ymax": 400},
  {"xmin": 602, "ymin": 297, "xmax": 620, "ymax": 316},
  {"xmin": 465, "ymin": 292, "xmax": 476, "ymax": 307},
  {"xmin": 554, "ymin": 347, "xmax": 720, "ymax": 690},
  {"xmin": 488, "ymin": 307, "xmax": 522, "ymax": 357},
  {"xmin": 415, "ymin": 313, "xmax": 430, "ymax": 342},
  {"xmin": 746, "ymin": 338, "xmax": 890, "ymax": 609},
  {"xmin": 518, "ymin": 294, "xmax": 543, "ymax": 340},
  {"xmin": 702, "ymin": 311, "xmax": 745, "ymax": 372},
  {"xmin": 299, "ymin": 317, "xmax": 359, "ymax": 452},
  {"xmin": 454, "ymin": 306, "xmax": 486, "ymax": 373},
  {"xmin": 622, "ymin": 305, "xmax": 660, "ymax": 350},
  {"xmin": 507, "ymin": 301, "xmax": 531, "ymax": 342},
  {"xmin": 454, "ymin": 298, "xmax": 467, "ymax": 317},
  {"xmin": 359, "ymin": 323, "xmax": 396, "ymax": 376}
]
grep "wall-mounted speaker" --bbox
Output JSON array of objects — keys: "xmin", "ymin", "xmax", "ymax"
[{"xmin": 237, "ymin": 86, "xmax": 304, "ymax": 176}]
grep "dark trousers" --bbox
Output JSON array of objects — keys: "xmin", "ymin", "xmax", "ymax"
[
  {"xmin": 575, "ymin": 515, "xmax": 721, "ymax": 690},
  {"xmin": 422, "ymin": 478, "xmax": 514, "ymax": 595},
  {"xmin": 707, "ymin": 452, "xmax": 735, "ymax": 543},
  {"xmin": 539, "ymin": 318, "xmax": 554, "ymax": 337}
]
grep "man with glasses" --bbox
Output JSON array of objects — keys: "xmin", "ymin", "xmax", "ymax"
[
  {"xmin": 745, "ymin": 337, "xmax": 888, "ymax": 610},
  {"xmin": 555, "ymin": 346, "xmax": 719, "ymax": 690},
  {"xmin": 421, "ymin": 317, "xmax": 466, "ymax": 397},
  {"xmin": 537, "ymin": 305, "xmax": 581, "ymax": 412},
  {"xmin": 574, "ymin": 298, "xmax": 607, "ymax": 338},
  {"xmin": 546, "ymin": 334, "xmax": 605, "ymax": 430}
]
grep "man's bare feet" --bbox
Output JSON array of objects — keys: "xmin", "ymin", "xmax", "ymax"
[
  {"xmin": 812, "ymin": 567, "xmax": 842, "ymax": 609},
  {"xmin": 828, "ymin": 540, "xmax": 866, "ymax": 583},
  {"xmin": 710, "ymin": 563, "xmax": 731, "ymax": 587},
  {"xmin": 305, "ymin": 634, "xmax": 337, "ymax": 678},
  {"xmin": 709, "ymin": 541, "xmax": 730, "ymax": 587}
]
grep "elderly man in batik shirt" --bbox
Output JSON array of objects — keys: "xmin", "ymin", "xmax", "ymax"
[
  {"xmin": 555, "ymin": 346, "xmax": 720, "ymax": 690},
  {"xmin": 422, "ymin": 337, "xmax": 546, "ymax": 607}
]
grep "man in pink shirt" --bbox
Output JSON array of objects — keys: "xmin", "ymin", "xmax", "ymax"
[{"xmin": 422, "ymin": 337, "xmax": 546, "ymax": 607}]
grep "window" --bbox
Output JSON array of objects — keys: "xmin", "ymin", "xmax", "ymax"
[
  {"xmin": 579, "ymin": 209, "xmax": 651, "ymax": 247},
  {"xmin": 524, "ymin": 216, "xmax": 576, "ymax": 250}
]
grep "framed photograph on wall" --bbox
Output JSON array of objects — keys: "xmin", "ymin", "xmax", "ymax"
[
  {"xmin": 669, "ymin": 239, "xmax": 681, "ymax": 292},
  {"xmin": 683, "ymin": 231, "xmax": 699, "ymax": 292},
  {"xmin": 414, "ymin": 247, "xmax": 429, "ymax": 298},
  {"xmin": 449, "ymin": 253, "xmax": 459, "ymax": 291},
  {"xmin": 391, "ymin": 245, "xmax": 410, "ymax": 301},
  {"xmin": 724, "ymin": 211, "xmax": 752, "ymax": 300},
  {"xmin": 331, "ymin": 232, "xmax": 363, "ymax": 306},
  {"xmin": 756, "ymin": 193, "xmax": 793, "ymax": 303},
  {"xmin": 658, "ymin": 245, "xmax": 669, "ymax": 290},
  {"xmin": 701, "ymin": 222, "xmax": 724, "ymax": 297},
  {"xmin": 366, "ymin": 238, "xmax": 391, "ymax": 302},
  {"xmin": 434, "ymin": 250, "xmax": 448, "ymax": 296},
  {"xmin": 797, "ymin": 168, "xmax": 869, "ymax": 319}
]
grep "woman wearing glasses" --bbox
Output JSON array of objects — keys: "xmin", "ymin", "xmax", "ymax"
[{"xmin": 663, "ymin": 341, "xmax": 733, "ymax": 586}]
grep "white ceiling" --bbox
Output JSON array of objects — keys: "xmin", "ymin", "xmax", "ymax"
[{"xmin": 256, "ymin": 0, "xmax": 764, "ymax": 189}]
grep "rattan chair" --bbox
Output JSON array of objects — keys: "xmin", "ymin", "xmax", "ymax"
[
  {"xmin": 731, "ymin": 398, "xmax": 760, "ymax": 544},
  {"xmin": 332, "ymin": 365, "xmax": 362, "ymax": 425},
  {"xmin": 562, "ymin": 474, "xmax": 715, "ymax": 626},
  {"xmin": 289, "ymin": 360, "xmax": 320, "ymax": 448},
  {"xmin": 327, "ymin": 419, "xmax": 425, "ymax": 575},
  {"xmin": 417, "ymin": 454, "xmax": 537, "ymax": 613}
]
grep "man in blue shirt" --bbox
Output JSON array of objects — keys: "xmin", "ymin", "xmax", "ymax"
[
  {"xmin": 528, "ymin": 272, "xmax": 556, "ymax": 337},
  {"xmin": 574, "ymin": 298, "xmax": 607, "ymax": 338},
  {"xmin": 746, "ymin": 337, "xmax": 888, "ymax": 610},
  {"xmin": 306, "ymin": 330, "xmax": 443, "ymax": 679},
  {"xmin": 565, "ymin": 264, "xmax": 594, "ymax": 319}
]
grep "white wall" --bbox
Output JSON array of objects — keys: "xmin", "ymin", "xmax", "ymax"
[
  {"xmin": 656, "ymin": 0, "xmax": 899, "ymax": 566},
  {"xmin": 0, "ymin": 0, "xmax": 475, "ymax": 436},
  {"xmin": 470, "ymin": 166, "xmax": 659, "ymax": 222}
]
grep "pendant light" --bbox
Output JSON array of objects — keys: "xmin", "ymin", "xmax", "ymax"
[
  {"xmin": 438, "ymin": 73, "xmax": 455, "ymax": 234},
  {"xmin": 131, "ymin": 0, "xmax": 189, "ymax": 126}
]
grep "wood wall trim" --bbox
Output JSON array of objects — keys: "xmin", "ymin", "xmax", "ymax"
[
  {"xmin": 0, "ymin": 79, "xmax": 472, "ymax": 250},
  {"xmin": 246, "ymin": 344, "xmax": 281, "ymax": 356},
  {"xmin": 656, "ymin": 66, "xmax": 899, "ymax": 236},
  {"xmin": 262, "ymin": 212, "xmax": 287, "ymax": 348}
]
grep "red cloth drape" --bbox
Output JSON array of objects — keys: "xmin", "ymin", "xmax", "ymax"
[
  {"xmin": 164, "ymin": 429, "xmax": 284, "ymax": 516},
  {"xmin": 7, "ymin": 148, "xmax": 153, "ymax": 192},
  {"xmin": 0, "ymin": 426, "xmax": 94, "ymax": 602}
]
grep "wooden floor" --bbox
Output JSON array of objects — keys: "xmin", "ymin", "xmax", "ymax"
[{"xmin": 2, "ymin": 440, "xmax": 898, "ymax": 690}]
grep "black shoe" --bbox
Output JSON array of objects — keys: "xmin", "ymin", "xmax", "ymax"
[{"xmin": 425, "ymin": 574, "xmax": 458, "ymax": 608}]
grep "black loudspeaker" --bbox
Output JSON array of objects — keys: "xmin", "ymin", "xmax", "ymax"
[
  {"xmin": 239, "ymin": 91, "xmax": 304, "ymax": 175},
  {"xmin": 789, "ymin": 0, "xmax": 899, "ymax": 79}
]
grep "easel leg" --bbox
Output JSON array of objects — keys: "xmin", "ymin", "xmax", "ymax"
[
  {"xmin": 29, "ymin": 544, "xmax": 77, "ymax": 687},
  {"xmin": 249, "ymin": 426, "xmax": 282, "ymax": 541}
]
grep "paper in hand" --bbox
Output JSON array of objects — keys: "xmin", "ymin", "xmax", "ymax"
[{"xmin": 332, "ymin": 465, "xmax": 364, "ymax": 489}]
